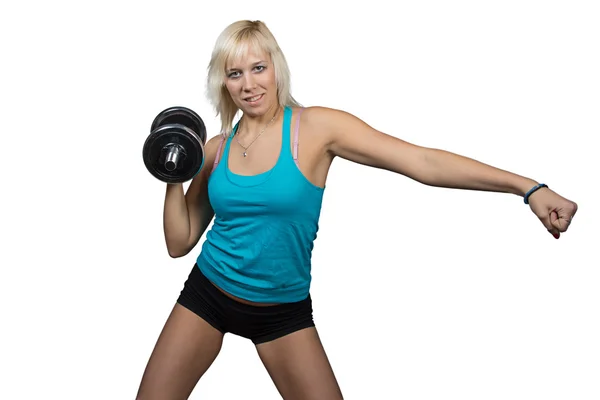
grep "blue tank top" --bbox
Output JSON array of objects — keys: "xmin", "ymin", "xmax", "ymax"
[{"xmin": 196, "ymin": 106, "xmax": 326, "ymax": 303}]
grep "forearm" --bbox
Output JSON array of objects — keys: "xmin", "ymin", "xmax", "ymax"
[
  {"xmin": 163, "ymin": 183, "xmax": 191, "ymax": 255},
  {"xmin": 420, "ymin": 148, "xmax": 538, "ymax": 197}
]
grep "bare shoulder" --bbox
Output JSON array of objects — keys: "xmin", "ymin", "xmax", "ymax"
[
  {"xmin": 296, "ymin": 105, "xmax": 347, "ymax": 129},
  {"xmin": 297, "ymin": 105, "xmax": 386, "ymax": 152},
  {"xmin": 298, "ymin": 105, "xmax": 425, "ymax": 175},
  {"xmin": 206, "ymin": 133, "xmax": 225, "ymax": 153},
  {"xmin": 298, "ymin": 104, "xmax": 371, "ymax": 129},
  {"xmin": 188, "ymin": 133, "xmax": 226, "ymax": 185},
  {"xmin": 204, "ymin": 133, "xmax": 226, "ymax": 163},
  {"xmin": 294, "ymin": 106, "xmax": 351, "ymax": 146}
]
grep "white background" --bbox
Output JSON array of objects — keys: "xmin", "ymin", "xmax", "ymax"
[{"xmin": 1, "ymin": 0, "xmax": 598, "ymax": 399}]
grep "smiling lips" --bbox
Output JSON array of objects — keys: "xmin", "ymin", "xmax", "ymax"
[{"xmin": 244, "ymin": 94, "xmax": 264, "ymax": 104}]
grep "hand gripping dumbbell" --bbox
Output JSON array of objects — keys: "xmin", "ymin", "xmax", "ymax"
[{"xmin": 142, "ymin": 106, "xmax": 207, "ymax": 184}]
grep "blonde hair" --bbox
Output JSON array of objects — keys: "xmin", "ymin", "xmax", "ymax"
[{"xmin": 206, "ymin": 20, "xmax": 302, "ymax": 136}]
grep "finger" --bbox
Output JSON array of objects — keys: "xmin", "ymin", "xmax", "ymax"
[
  {"xmin": 552, "ymin": 209, "xmax": 574, "ymax": 233},
  {"xmin": 548, "ymin": 228, "xmax": 560, "ymax": 239},
  {"xmin": 543, "ymin": 211, "xmax": 561, "ymax": 239},
  {"xmin": 553, "ymin": 217, "xmax": 571, "ymax": 232}
]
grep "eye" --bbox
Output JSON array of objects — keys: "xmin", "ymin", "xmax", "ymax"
[
  {"xmin": 228, "ymin": 71, "xmax": 241, "ymax": 78},
  {"xmin": 254, "ymin": 65, "xmax": 265, "ymax": 72}
]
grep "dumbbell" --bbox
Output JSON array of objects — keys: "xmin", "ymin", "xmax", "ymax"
[{"xmin": 142, "ymin": 106, "xmax": 207, "ymax": 184}]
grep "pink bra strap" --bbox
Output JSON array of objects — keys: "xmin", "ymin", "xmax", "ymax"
[
  {"xmin": 293, "ymin": 108, "xmax": 304, "ymax": 166},
  {"xmin": 212, "ymin": 135, "xmax": 226, "ymax": 173}
]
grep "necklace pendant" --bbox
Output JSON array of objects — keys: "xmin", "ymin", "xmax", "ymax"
[{"xmin": 243, "ymin": 151, "xmax": 247, "ymax": 157}]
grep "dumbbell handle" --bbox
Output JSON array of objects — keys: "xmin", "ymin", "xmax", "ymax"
[{"xmin": 164, "ymin": 143, "xmax": 185, "ymax": 172}]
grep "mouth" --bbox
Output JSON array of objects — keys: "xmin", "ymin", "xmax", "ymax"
[{"xmin": 244, "ymin": 94, "xmax": 264, "ymax": 103}]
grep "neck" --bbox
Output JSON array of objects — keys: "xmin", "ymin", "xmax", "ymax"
[{"xmin": 239, "ymin": 103, "xmax": 282, "ymax": 134}]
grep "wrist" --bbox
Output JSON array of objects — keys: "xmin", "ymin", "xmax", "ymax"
[
  {"xmin": 512, "ymin": 177, "xmax": 539, "ymax": 197},
  {"xmin": 523, "ymin": 182, "xmax": 548, "ymax": 204}
]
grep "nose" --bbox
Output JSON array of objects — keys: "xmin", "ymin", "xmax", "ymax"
[{"xmin": 242, "ymin": 74, "xmax": 257, "ymax": 91}]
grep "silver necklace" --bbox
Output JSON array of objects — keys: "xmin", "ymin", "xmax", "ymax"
[{"xmin": 235, "ymin": 107, "xmax": 280, "ymax": 157}]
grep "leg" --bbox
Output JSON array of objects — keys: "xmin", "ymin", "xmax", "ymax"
[
  {"xmin": 255, "ymin": 327, "xmax": 344, "ymax": 400},
  {"xmin": 136, "ymin": 303, "xmax": 224, "ymax": 400}
]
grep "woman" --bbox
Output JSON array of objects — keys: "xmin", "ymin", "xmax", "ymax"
[{"xmin": 136, "ymin": 20, "xmax": 577, "ymax": 400}]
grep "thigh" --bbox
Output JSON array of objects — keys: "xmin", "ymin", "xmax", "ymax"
[
  {"xmin": 255, "ymin": 327, "xmax": 343, "ymax": 400},
  {"xmin": 136, "ymin": 303, "xmax": 225, "ymax": 400}
]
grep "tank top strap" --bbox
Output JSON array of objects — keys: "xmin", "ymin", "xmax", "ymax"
[
  {"xmin": 212, "ymin": 135, "xmax": 226, "ymax": 173},
  {"xmin": 221, "ymin": 121, "xmax": 238, "ymax": 158},
  {"xmin": 280, "ymin": 106, "xmax": 293, "ymax": 158},
  {"xmin": 292, "ymin": 107, "xmax": 304, "ymax": 166}
]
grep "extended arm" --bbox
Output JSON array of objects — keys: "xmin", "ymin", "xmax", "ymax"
[{"xmin": 317, "ymin": 107, "xmax": 577, "ymax": 238}]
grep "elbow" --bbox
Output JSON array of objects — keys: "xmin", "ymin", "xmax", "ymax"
[
  {"xmin": 382, "ymin": 147, "xmax": 436, "ymax": 186},
  {"xmin": 166, "ymin": 242, "xmax": 191, "ymax": 259},
  {"xmin": 168, "ymin": 249, "xmax": 186, "ymax": 258},
  {"xmin": 408, "ymin": 147, "xmax": 441, "ymax": 186},
  {"xmin": 167, "ymin": 247, "xmax": 190, "ymax": 258}
]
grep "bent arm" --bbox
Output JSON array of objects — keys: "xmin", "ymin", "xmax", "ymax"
[
  {"xmin": 163, "ymin": 135, "xmax": 223, "ymax": 257},
  {"xmin": 321, "ymin": 107, "xmax": 538, "ymax": 197}
]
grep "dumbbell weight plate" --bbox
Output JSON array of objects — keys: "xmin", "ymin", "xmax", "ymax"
[
  {"xmin": 150, "ymin": 106, "xmax": 207, "ymax": 144},
  {"xmin": 142, "ymin": 124, "xmax": 205, "ymax": 184}
]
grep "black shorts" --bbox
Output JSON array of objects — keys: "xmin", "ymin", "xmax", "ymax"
[{"xmin": 176, "ymin": 264, "xmax": 315, "ymax": 345}]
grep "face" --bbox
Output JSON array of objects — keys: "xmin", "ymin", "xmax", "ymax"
[{"xmin": 224, "ymin": 45, "xmax": 278, "ymax": 117}]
